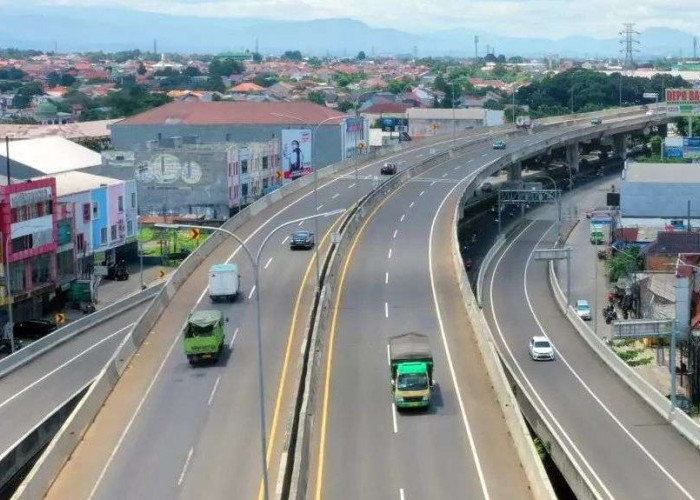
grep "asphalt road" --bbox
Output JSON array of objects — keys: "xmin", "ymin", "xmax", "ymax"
[
  {"xmin": 45, "ymin": 132, "xmax": 502, "ymax": 500},
  {"xmin": 0, "ymin": 304, "xmax": 147, "ymax": 460},
  {"xmin": 483, "ymin": 183, "xmax": 700, "ymax": 499},
  {"xmin": 310, "ymin": 123, "xmax": 641, "ymax": 499}
]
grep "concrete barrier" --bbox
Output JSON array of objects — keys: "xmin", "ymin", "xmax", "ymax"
[
  {"xmin": 450, "ymin": 193, "xmax": 556, "ymax": 500},
  {"xmin": 0, "ymin": 284, "xmax": 162, "ymax": 380},
  {"xmin": 548, "ymin": 256, "xmax": 700, "ymax": 451}
]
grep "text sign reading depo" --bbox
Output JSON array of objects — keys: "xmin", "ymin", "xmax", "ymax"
[{"xmin": 666, "ymin": 89, "xmax": 700, "ymax": 104}]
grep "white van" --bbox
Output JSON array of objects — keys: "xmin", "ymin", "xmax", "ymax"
[{"xmin": 208, "ymin": 263, "xmax": 240, "ymax": 302}]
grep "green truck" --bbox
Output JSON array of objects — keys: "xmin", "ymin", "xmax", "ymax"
[
  {"xmin": 183, "ymin": 310, "xmax": 225, "ymax": 365},
  {"xmin": 590, "ymin": 224, "xmax": 610, "ymax": 244},
  {"xmin": 389, "ymin": 332, "xmax": 434, "ymax": 410}
]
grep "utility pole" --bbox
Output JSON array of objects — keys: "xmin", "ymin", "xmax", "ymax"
[
  {"xmin": 474, "ymin": 35, "xmax": 479, "ymax": 59},
  {"xmin": 452, "ymin": 83, "xmax": 456, "ymax": 148},
  {"xmin": 694, "ymin": 36, "xmax": 698, "ymax": 59}
]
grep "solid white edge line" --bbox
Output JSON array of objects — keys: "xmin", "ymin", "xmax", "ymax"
[
  {"xmin": 0, "ymin": 323, "xmax": 135, "ymax": 412},
  {"xmin": 177, "ymin": 447, "xmax": 194, "ymax": 486},
  {"xmin": 428, "ymin": 170, "xmax": 491, "ymax": 500},
  {"xmin": 488, "ymin": 221, "xmax": 610, "ymax": 499},
  {"xmin": 248, "ymin": 285, "xmax": 257, "ymax": 300},
  {"xmin": 229, "ymin": 327, "xmax": 240, "ymax": 349},
  {"xmin": 392, "ymin": 403, "xmax": 398, "ymax": 433},
  {"xmin": 207, "ymin": 375, "xmax": 221, "ymax": 406},
  {"xmin": 264, "ymin": 257, "xmax": 273, "ymax": 270},
  {"xmin": 524, "ymin": 227, "xmax": 694, "ymax": 500}
]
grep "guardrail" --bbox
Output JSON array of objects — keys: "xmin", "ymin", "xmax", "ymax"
[
  {"xmin": 0, "ymin": 284, "xmax": 162, "ymax": 380},
  {"xmin": 13, "ymin": 107, "xmax": 657, "ymax": 499},
  {"xmin": 548, "ymin": 238, "xmax": 700, "ymax": 451}
]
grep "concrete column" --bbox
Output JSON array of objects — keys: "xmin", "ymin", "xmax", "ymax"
[
  {"xmin": 566, "ymin": 143, "xmax": 580, "ymax": 173},
  {"xmin": 508, "ymin": 162, "xmax": 522, "ymax": 180},
  {"xmin": 613, "ymin": 134, "xmax": 627, "ymax": 159}
]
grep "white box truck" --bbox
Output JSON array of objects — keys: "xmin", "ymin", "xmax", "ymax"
[{"xmin": 208, "ymin": 263, "xmax": 240, "ymax": 302}]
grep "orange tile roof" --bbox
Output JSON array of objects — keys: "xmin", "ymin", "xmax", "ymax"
[{"xmin": 231, "ymin": 82, "xmax": 265, "ymax": 93}]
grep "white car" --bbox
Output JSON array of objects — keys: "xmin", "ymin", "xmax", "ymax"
[
  {"xmin": 576, "ymin": 299, "xmax": 592, "ymax": 320},
  {"xmin": 529, "ymin": 336, "xmax": 555, "ymax": 361}
]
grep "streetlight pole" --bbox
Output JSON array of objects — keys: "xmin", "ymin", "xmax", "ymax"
[
  {"xmin": 452, "ymin": 82, "xmax": 456, "ymax": 149},
  {"xmin": 271, "ymin": 113, "xmax": 351, "ymax": 287},
  {"xmin": 156, "ymin": 208, "xmax": 344, "ymax": 500},
  {"xmin": 4, "ymin": 233, "xmax": 13, "ymax": 353}
]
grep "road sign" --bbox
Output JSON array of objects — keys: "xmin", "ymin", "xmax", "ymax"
[
  {"xmin": 55, "ymin": 313, "xmax": 66, "ymax": 324},
  {"xmin": 94, "ymin": 265, "xmax": 108, "ymax": 277},
  {"xmin": 158, "ymin": 269, "xmax": 166, "ymax": 279},
  {"xmin": 642, "ymin": 92, "xmax": 659, "ymax": 99},
  {"xmin": 357, "ymin": 141, "xmax": 366, "ymax": 151},
  {"xmin": 534, "ymin": 248, "xmax": 571, "ymax": 261},
  {"xmin": 275, "ymin": 170, "xmax": 283, "ymax": 181},
  {"xmin": 190, "ymin": 228, "xmax": 201, "ymax": 240},
  {"xmin": 612, "ymin": 319, "xmax": 673, "ymax": 339}
]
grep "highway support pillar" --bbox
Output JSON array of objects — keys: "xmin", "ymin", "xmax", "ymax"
[
  {"xmin": 613, "ymin": 134, "xmax": 627, "ymax": 160},
  {"xmin": 508, "ymin": 162, "xmax": 522, "ymax": 181},
  {"xmin": 566, "ymin": 143, "xmax": 579, "ymax": 173},
  {"xmin": 657, "ymin": 124, "xmax": 668, "ymax": 138}
]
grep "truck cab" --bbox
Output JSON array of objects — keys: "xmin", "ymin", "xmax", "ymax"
[
  {"xmin": 184, "ymin": 310, "xmax": 225, "ymax": 365},
  {"xmin": 390, "ymin": 332, "xmax": 434, "ymax": 410}
]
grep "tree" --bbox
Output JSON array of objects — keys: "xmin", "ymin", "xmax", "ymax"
[
  {"xmin": 59, "ymin": 74, "xmax": 76, "ymax": 87},
  {"xmin": 252, "ymin": 52, "xmax": 263, "ymax": 63},
  {"xmin": 208, "ymin": 57, "xmax": 245, "ymax": 78},
  {"xmin": 211, "ymin": 93, "xmax": 222, "ymax": 101},
  {"xmin": 484, "ymin": 53, "xmax": 497, "ymax": 63},
  {"xmin": 184, "ymin": 66, "xmax": 202, "ymax": 77},
  {"xmin": 496, "ymin": 54, "xmax": 506, "ymax": 63},
  {"xmin": 357, "ymin": 51, "xmax": 366, "ymax": 60},
  {"xmin": 137, "ymin": 62, "xmax": 147, "ymax": 75},
  {"xmin": 337, "ymin": 101, "xmax": 355, "ymax": 113},
  {"xmin": 508, "ymin": 56, "xmax": 525, "ymax": 64},
  {"xmin": 282, "ymin": 50, "xmax": 303, "ymax": 61},
  {"xmin": 203, "ymin": 76, "xmax": 226, "ymax": 93},
  {"xmin": 606, "ymin": 247, "xmax": 643, "ymax": 283},
  {"xmin": 307, "ymin": 91, "xmax": 325, "ymax": 106},
  {"xmin": 12, "ymin": 81, "xmax": 43, "ymax": 108},
  {"xmin": 0, "ymin": 67, "xmax": 26, "ymax": 80},
  {"xmin": 387, "ymin": 79, "xmax": 410, "ymax": 95},
  {"xmin": 46, "ymin": 71, "xmax": 60, "ymax": 88},
  {"xmin": 650, "ymin": 135, "xmax": 662, "ymax": 156},
  {"xmin": 252, "ymin": 72, "xmax": 279, "ymax": 88}
]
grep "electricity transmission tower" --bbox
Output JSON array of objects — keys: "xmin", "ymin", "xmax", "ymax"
[{"xmin": 619, "ymin": 23, "xmax": 640, "ymax": 70}]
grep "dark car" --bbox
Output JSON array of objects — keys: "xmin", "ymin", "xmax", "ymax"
[
  {"xmin": 14, "ymin": 319, "xmax": 57, "ymax": 340},
  {"xmin": 290, "ymin": 230, "xmax": 315, "ymax": 250},
  {"xmin": 591, "ymin": 118, "xmax": 602, "ymax": 125},
  {"xmin": 492, "ymin": 140, "xmax": 507, "ymax": 150},
  {"xmin": 480, "ymin": 182, "xmax": 494, "ymax": 193},
  {"xmin": 380, "ymin": 163, "xmax": 397, "ymax": 175}
]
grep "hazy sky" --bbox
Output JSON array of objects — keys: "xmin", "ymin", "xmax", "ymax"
[{"xmin": 15, "ymin": 0, "xmax": 700, "ymax": 38}]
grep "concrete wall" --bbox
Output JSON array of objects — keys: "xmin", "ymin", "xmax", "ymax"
[
  {"xmin": 409, "ymin": 118, "xmax": 483, "ymax": 137},
  {"xmin": 111, "ymin": 123, "xmax": 345, "ymax": 169}
]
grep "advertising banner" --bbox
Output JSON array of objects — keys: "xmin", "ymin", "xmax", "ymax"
[
  {"xmin": 666, "ymin": 89, "xmax": 700, "ymax": 116},
  {"xmin": 281, "ymin": 129, "xmax": 312, "ymax": 183},
  {"xmin": 683, "ymin": 137, "xmax": 700, "ymax": 159}
]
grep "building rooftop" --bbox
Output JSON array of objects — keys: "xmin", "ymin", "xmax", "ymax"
[
  {"xmin": 34, "ymin": 170, "xmax": 122, "ymax": 197},
  {"xmin": 624, "ymin": 162, "xmax": 700, "ymax": 184},
  {"xmin": 115, "ymin": 101, "xmax": 349, "ymax": 127},
  {"xmin": 0, "ymin": 136, "xmax": 102, "ymax": 175},
  {"xmin": 0, "ymin": 119, "xmax": 118, "ymax": 141}
]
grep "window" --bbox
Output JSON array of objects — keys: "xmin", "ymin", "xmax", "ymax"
[
  {"xmin": 31, "ymin": 254, "xmax": 51, "ymax": 285},
  {"xmin": 241, "ymin": 183, "xmax": 248, "ymax": 198},
  {"xmin": 263, "ymin": 178, "xmax": 269, "ymax": 189},
  {"xmin": 118, "ymin": 196, "xmax": 124, "ymax": 212},
  {"xmin": 131, "ymin": 192, "xmax": 136, "ymax": 208},
  {"xmin": 76, "ymin": 233, "xmax": 86, "ymax": 252},
  {"xmin": 241, "ymin": 159, "xmax": 248, "ymax": 174},
  {"xmin": 11, "ymin": 235, "xmax": 32, "ymax": 253},
  {"xmin": 262, "ymin": 156, "xmax": 268, "ymax": 169},
  {"xmin": 83, "ymin": 203, "xmax": 91, "ymax": 222},
  {"xmin": 9, "ymin": 262, "xmax": 25, "ymax": 292},
  {"xmin": 57, "ymin": 249, "xmax": 75, "ymax": 279},
  {"xmin": 58, "ymin": 219, "xmax": 72, "ymax": 246},
  {"xmin": 127, "ymin": 220, "xmax": 134, "ymax": 236},
  {"xmin": 110, "ymin": 225, "xmax": 117, "ymax": 241},
  {"xmin": 100, "ymin": 227, "xmax": 107, "ymax": 245},
  {"xmin": 92, "ymin": 202, "xmax": 100, "ymax": 220}
]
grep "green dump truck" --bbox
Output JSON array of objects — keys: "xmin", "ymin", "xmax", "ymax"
[
  {"xmin": 184, "ymin": 310, "xmax": 225, "ymax": 365},
  {"xmin": 389, "ymin": 332, "xmax": 434, "ymax": 410}
]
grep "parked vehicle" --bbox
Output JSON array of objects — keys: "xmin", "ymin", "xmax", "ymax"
[
  {"xmin": 492, "ymin": 140, "xmax": 507, "ymax": 150},
  {"xmin": 183, "ymin": 310, "xmax": 225, "ymax": 365},
  {"xmin": 515, "ymin": 115, "xmax": 532, "ymax": 129},
  {"xmin": 576, "ymin": 300, "xmax": 592, "ymax": 321},
  {"xmin": 529, "ymin": 336, "xmax": 555, "ymax": 361},
  {"xmin": 381, "ymin": 163, "xmax": 397, "ymax": 175},
  {"xmin": 13, "ymin": 319, "xmax": 57, "ymax": 340},
  {"xmin": 104, "ymin": 260, "xmax": 129, "ymax": 281},
  {"xmin": 208, "ymin": 263, "xmax": 240, "ymax": 302},
  {"xmin": 389, "ymin": 332, "xmax": 434, "ymax": 410},
  {"xmin": 591, "ymin": 118, "xmax": 602, "ymax": 125},
  {"xmin": 290, "ymin": 230, "xmax": 315, "ymax": 250}
]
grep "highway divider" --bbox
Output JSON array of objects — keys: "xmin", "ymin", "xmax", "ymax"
[
  {"xmin": 0, "ymin": 284, "xmax": 162, "ymax": 381},
  {"xmin": 548, "ymin": 233, "xmax": 700, "ymax": 452}
]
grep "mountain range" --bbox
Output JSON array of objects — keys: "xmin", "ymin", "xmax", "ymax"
[{"xmin": 0, "ymin": 5, "xmax": 696, "ymax": 59}]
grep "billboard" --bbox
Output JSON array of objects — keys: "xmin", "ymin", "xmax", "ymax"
[
  {"xmin": 665, "ymin": 88, "xmax": 700, "ymax": 116},
  {"xmin": 281, "ymin": 129, "xmax": 312, "ymax": 183},
  {"xmin": 683, "ymin": 137, "xmax": 700, "ymax": 159}
]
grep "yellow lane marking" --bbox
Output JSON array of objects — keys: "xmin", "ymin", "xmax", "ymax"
[{"xmin": 258, "ymin": 213, "xmax": 346, "ymax": 500}]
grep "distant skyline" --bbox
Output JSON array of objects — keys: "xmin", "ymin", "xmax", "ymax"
[{"xmin": 5, "ymin": 0, "xmax": 700, "ymax": 40}]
